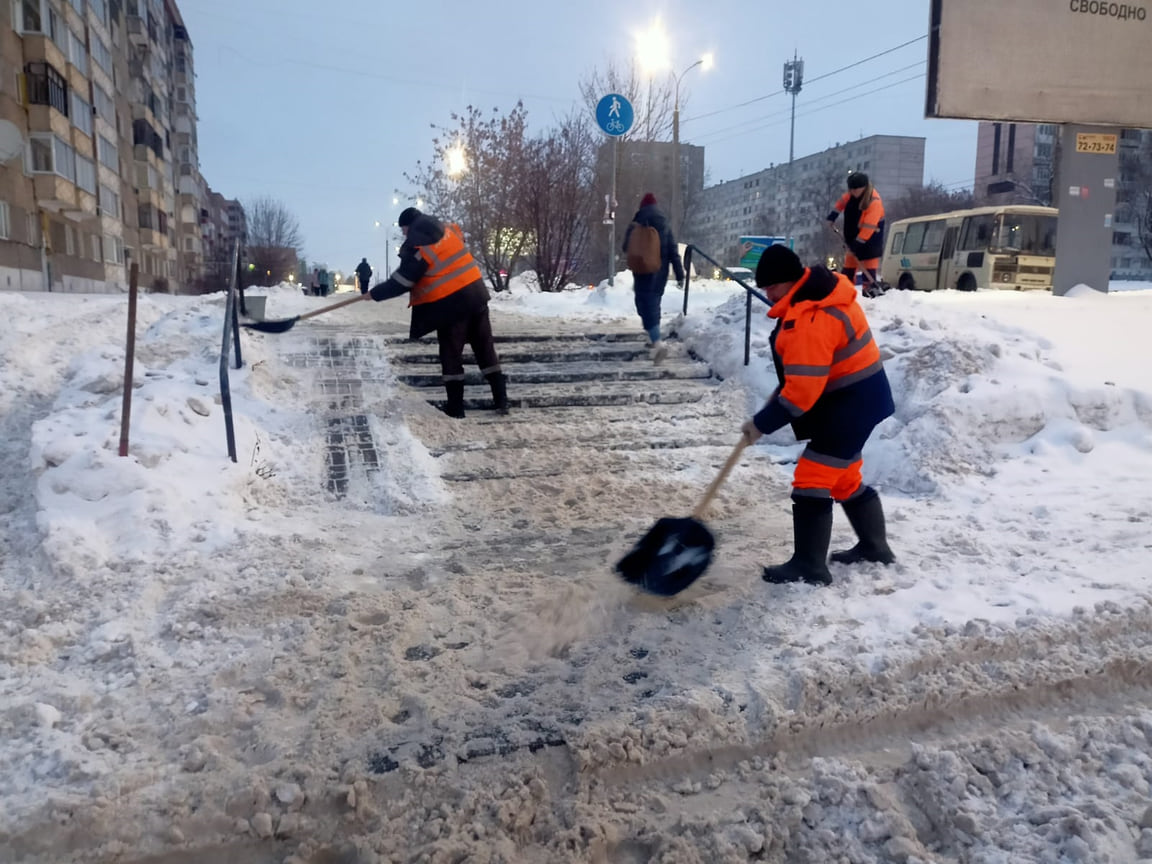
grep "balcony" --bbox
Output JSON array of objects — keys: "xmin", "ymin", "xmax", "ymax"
[
  {"xmin": 126, "ymin": 15, "xmax": 148, "ymax": 46},
  {"xmin": 33, "ymin": 174, "xmax": 78, "ymax": 211}
]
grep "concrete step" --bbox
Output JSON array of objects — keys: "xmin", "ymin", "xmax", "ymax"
[
  {"xmin": 385, "ymin": 331, "xmax": 651, "ymax": 346},
  {"xmin": 428, "ymin": 380, "xmax": 713, "ymax": 411},
  {"xmin": 388, "ymin": 345, "xmax": 656, "ymax": 365},
  {"xmin": 395, "ymin": 360, "xmax": 713, "ymax": 388}
]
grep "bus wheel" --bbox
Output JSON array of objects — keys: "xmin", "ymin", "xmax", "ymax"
[
  {"xmin": 957, "ymin": 273, "xmax": 977, "ymax": 292},
  {"xmin": 898, "ymin": 274, "xmax": 916, "ymax": 291}
]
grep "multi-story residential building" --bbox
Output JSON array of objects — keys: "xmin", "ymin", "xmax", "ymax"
[
  {"xmin": 1, "ymin": 0, "xmax": 238, "ymax": 294},
  {"xmin": 687, "ymin": 135, "xmax": 926, "ymax": 266},
  {"xmin": 974, "ymin": 121, "xmax": 1152, "ymax": 281}
]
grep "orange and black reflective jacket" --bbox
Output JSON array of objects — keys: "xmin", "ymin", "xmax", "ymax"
[
  {"xmin": 752, "ymin": 266, "xmax": 894, "ymax": 442},
  {"xmin": 830, "ymin": 190, "xmax": 885, "ymax": 260},
  {"xmin": 408, "ymin": 223, "xmax": 483, "ymax": 306}
]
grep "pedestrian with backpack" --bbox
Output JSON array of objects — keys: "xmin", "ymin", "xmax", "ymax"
[{"xmin": 622, "ymin": 193, "xmax": 685, "ymax": 363}]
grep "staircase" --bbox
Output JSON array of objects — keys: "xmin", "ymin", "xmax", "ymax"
[{"xmin": 386, "ymin": 330, "xmax": 717, "ymax": 413}]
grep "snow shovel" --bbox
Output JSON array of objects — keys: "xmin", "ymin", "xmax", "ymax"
[
  {"xmin": 241, "ymin": 292, "xmax": 369, "ymax": 334},
  {"xmin": 615, "ymin": 438, "xmax": 749, "ymax": 596}
]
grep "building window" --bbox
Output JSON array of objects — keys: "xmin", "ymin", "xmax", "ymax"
[
  {"xmin": 71, "ymin": 92, "xmax": 93, "ymax": 136},
  {"xmin": 91, "ymin": 234, "xmax": 101, "ymax": 261},
  {"xmin": 93, "ymin": 83, "xmax": 114, "ymax": 123},
  {"xmin": 76, "ymin": 154, "xmax": 96, "ymax": 194},
  {"xmin": 99, "ymin": 183, "xmax": 119, "ymax": 217},
  {"xmin": 0, "ymin": 201, "xmax": 9, "ymax": 239},
  {"xmin": 68, "ymin": 29, "xmax": 88, "ymax": 76},
  {"xmin": 103, "ymin": 234, "xmax": 123, "ymax": 264},
  {"xmin": 64, "ymin": 224, "xmax": 75, "ymax": 256},
  {"xmin": 70, "ymin": 0, "xmax": 85, "ymax": 12},
  {"xmin": 24, "ymin": 62, "xmax": 69, "ymax": 117},
  {"xmin": 28, "ymin": 135, "xmax": 54, "ymax": 172},
  {"xmin": 97, "ymin": 134, "xmax": 118, "ymax": 171},
  {"xmin": 18, "ymin": 0, "xmax": 42, "ymax": 30},
  {"xmin": 89, "ymin": 0, "xmax": 107, "ymax": 25},
  {"xmin": 91, "ymin": 34, "xmax": 112, "ymax": 74},
  {"xmin": 53, "ymin": 137, "xmax": 76, "ymax": 183}
]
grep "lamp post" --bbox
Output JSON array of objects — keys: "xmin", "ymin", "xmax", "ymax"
[{"xmin": 672, "ymin": 52, "xmax": 713, "ymax": 237}]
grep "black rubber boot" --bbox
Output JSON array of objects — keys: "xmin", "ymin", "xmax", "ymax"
[
  {"xmin": 486, "ymin": 371, "xmax": 509, "ymax": 415},
  {"xmin": 831, "ymin": 486, "xmax": 895, "ymax": 565},
  {"xmin": 762, "ymin": 497, "xmax": 833, "ymax": 586},
  {"xmin": 443, "ymin": 381, "xmax": 466, "ymax": 419}
]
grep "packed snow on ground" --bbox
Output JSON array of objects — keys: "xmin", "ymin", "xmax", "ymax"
[{"xmin": 1, "ymin": 275, "xmax": 1151, "ymax": 863}]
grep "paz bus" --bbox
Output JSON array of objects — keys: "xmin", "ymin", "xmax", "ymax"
[{"xmin": 880, "ymin": 204, "xmax": 1058, "ymax": 292}]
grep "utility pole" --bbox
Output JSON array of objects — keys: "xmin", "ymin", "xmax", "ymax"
[{"xmin": 783, "ymin": 53, "xmax": 804, "ymax": 247}]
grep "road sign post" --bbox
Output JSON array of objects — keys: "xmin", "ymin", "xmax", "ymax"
[{"xmin": 595, "ymin": 94, "xmax": 634, "ymax": 287}]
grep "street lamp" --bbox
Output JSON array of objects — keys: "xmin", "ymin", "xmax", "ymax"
[
  {"xmin": 445, "ymin": 140, "xmax": 467, "ymax": 178},
  {"xmin": 635, "ymin": 18, "xmax": 671, "ymax": 141},
  {"xmin": 672, "ymin": 52, "xmax": 713, "ymax": 236}
]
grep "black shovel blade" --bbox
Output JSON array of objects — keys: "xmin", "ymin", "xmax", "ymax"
[
  {"xmin": 240, "ymin": 316, "xmax": 301, "ymax": 334},
  {"xmin": 615, "ymin": 516, "xmax": 716, "ymax": 597}
]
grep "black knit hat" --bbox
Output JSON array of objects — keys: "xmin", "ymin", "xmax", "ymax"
[
  {"xmin": 398, "ymin": 207, "xmax": 421, "ymax": 228},
  {"xmin": 846, "ymin": 172, "xmax": 869, "ymax": 190},
  {"xmin": 755, "ymin": 244, "xmax": 804, "ymax": 287}
]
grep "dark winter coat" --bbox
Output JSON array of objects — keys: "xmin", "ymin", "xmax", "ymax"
[
  {"xmin": 368, "ymin": 214, "xmax": 490, "ymax": 339},
  {"xmin": 355, "ymin": 260, "xmax": 373, "ymax": 282},
  {"xmin": 622, "ymin": 204, "xmax": 685, "ymax": 294}
]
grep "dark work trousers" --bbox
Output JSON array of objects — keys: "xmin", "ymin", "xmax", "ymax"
[
  {"xmin": 436, "ymin": 305, "xmax": 501, "ymax": 382},
  {"xmin": 358, "ymin": 277, "xmax": 370, "ymax": 295}
]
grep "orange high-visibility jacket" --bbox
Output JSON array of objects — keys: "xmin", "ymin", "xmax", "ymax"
[
  {"xmin": 832, "ymin": 190, "xmax": 885, "ymax": 260},
  {"xmin": 409, "ymin": 223, "xmax": 483, "ymax": 306},
  {"xmin": 752, "ymin": 266, "xmax": 894, "ymax": 441}
]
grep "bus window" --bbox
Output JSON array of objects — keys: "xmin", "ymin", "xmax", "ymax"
[
  {"xmin": 960, "ymin": 215, "xmax": 993, "ymax": 250},
  {"xmin": 922, "ymin": 220, "xmax": 946, "ymax": 254},
  {"xmin": 992, "ymin": 214, "xmax": 1058, "ymax": 255},
  {"xmin": 888, "ymin": 231, "xmax": 904, "ymax": 256},
  {"xmin": 902, "ymin": 222, "xmax": 927, "ymax": 254}
]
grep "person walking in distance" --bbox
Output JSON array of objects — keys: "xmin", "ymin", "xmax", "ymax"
[
  {"xmin": 363, "ymin": 207, "xmax": 508, "ymax": 418},
  {"xmin": 622, "ymin": 193, "xmax": 685, "ymax": 363},
  {"xmin": 740, "ymin": 244, "xmax": 896, "ymax": 587},
  {"xmin": 355, "ymin": 257, "xmax": 373, "ymax": 295},
  {"xmin": 826, "ymin": 172, "xmax": 885, "ymax": 295}
]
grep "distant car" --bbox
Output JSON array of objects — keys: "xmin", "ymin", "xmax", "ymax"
[{"xmin": 725, "ymin": 266, "xmax": 755, "ymax": 283}]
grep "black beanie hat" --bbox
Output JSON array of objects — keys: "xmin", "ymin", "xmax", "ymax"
[
  {"xmin": 755, "ymin": 244, "xmax": 804, "ymax": 287},
  {"xmin": 847, "ymin": 172, "xmax": 869, "ymax": 190},
  {"xmin": 398, "ymin": 207, "xmax": 421, "ymax": 227}
]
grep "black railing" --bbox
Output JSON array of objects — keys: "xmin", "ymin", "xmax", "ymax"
[
  {"xmin": 218, "ymin": 242, "xmax": 242, "ymax": 462},
  {"xmin": 682, "ymin": 244, "xmax": 770, "ymax": 367}
]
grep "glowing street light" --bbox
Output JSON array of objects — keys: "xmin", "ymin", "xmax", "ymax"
[
  {"xmin": 635, "ymin": 17, "xmax": 671, "ymax": 77},
  {"xmin": 445, "ymin": 140, "xmax": 467, "ymax": 178}
]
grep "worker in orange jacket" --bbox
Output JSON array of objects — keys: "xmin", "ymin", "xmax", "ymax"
[
  {"xmin": 741, "ymin": 244, "xmax": 896, "ymax": 586},
  {"xmin": 827, "ymin": 172, "xmax": 885, "ymax": 291},
  {"xmin": 365, "ymin": 207, "xmax": 507, "ymax": 418}
]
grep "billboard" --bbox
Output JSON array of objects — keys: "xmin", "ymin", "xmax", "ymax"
[
  {"xmin": 738, "ymin": 236, "xmax": 789, "ymax": 269},
  {"xmin": 926, "ymin": 0, "xmax": 1152, "ymax": 127}
]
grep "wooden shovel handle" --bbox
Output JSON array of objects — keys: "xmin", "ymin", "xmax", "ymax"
[
  {"xmin": 691, "ymin": 438, "xmax": 749, "ymax": 521},
  {"xmin": 297, "ymin": 292, "xmax": 371, "ymax": 321}
]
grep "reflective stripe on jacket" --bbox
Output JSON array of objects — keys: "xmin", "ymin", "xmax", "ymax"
[{"xmin": 410, "ymin": 223, "xmax": 483, "ymax": 306}]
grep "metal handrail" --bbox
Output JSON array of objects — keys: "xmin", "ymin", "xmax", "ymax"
[
  {"xmin": 218, "ymin": 241, "xmax": 242, "ymax": 462},
  {"xmin": 682, "ymin": 244, "xmax": 771, "ymax": 366}
]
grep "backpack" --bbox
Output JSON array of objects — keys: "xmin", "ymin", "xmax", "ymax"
[{"xmin": 626, "ymin": 223, "xmax": 662, "ymax": 275}]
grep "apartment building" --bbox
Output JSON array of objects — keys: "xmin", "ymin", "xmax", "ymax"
[
  {"xmin": 975, "ymin": 121, "xmax": 1152, "ymax": 281},
  {"xmin": 1, "ymin": 0, "xmax": 240, "ymax": 294},
  {"xmin": 686, "ymin": 135, "xmax": 926, "ymax": 266}
]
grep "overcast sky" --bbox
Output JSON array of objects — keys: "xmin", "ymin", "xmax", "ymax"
[{"xmin": 182, "ymin": 0, "xmax": 978, "ymax": 273}]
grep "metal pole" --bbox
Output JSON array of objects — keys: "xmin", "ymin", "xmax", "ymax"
[
  {"xmin": 118, "ymin": 262, "xmax": 140, "ymax": 457},
  {"xmin": 218, "ymin": 241, "xmax": 240, "ymax": 463},
  {"xmin": 673, "ymin": 86, "xmax": 681, "ymax": 238},
  {"xmin": 788, "ymin": 90, "xmax": 796, "ymax": 244},
  {"xmin": 608, "ymin": 137, "xmax": 618, "ymax": 287}
]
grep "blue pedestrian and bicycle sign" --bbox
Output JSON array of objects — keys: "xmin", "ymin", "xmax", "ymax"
[{"xmin": 596, "ymin": 93, "xmax": 634, "ymax": 137}]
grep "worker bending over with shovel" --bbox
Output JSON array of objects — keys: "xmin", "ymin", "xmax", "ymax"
[
  {"xmin": 741, "ymin": 244, "xmax": 896, "ymax": 586},
  {"xmin": 365, "ymin": 207, "xmax": 508, "ymax": 418}
]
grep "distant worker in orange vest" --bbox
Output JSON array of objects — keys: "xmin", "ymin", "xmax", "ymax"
[
  {"xmin": 364, "ymin": 207, "xmax": 508, "ymax": 418},
  {"xmin": 827, "ymin": 172, "xmax": 885, "ymax": 294}
]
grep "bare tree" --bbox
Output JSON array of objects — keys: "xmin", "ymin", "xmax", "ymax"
[
  {"xmin": 245, "ymin": 196, "xmax": 303, "ymax": 286},
  {"xmin": 885, "ymin": 181, "xmax": 978, "ymax": 225},
  {"xmin": 404, "ymin": 104, "xmax": 533, "ymax": 291},
  {"xmin": 578, "ymin": 59, "xmax": 675, "ymax": 142},
  {"xmin": 798, "ymin": 163, "xmax": 852, "ymax": 265},
  {"xmin": 1118, "ymin": 131, "xmax": 1152, "ymax": 268},
  {"xmin": 522, "ymin": 111, "xmax": 600, "ymax": 292}
]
